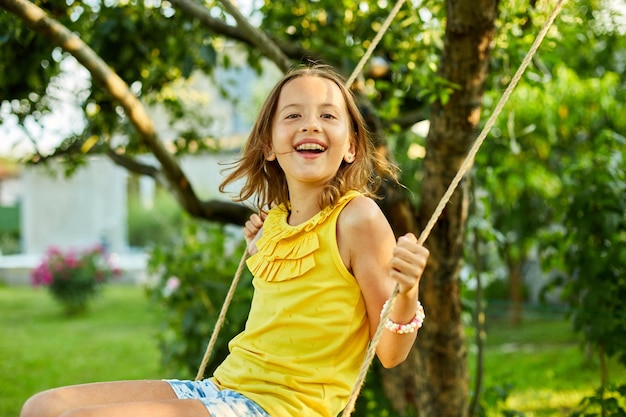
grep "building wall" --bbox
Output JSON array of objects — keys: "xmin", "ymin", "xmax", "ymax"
[{"xmin": 21, "ymin": 158, "xmax": 127, "ymax": 255}]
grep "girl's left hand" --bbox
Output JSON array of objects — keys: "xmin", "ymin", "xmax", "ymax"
[{"xmin": 389, "ymin": 233, "xmax": 429, "ymax": 295}]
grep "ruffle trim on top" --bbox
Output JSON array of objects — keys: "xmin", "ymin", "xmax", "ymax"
[{"xmin": 246, "ymin": 191, "xmax": 360, "ymax": 282}]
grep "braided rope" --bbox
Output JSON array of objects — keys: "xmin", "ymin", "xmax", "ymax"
[
  {"xmin": 195, "ymin": 248, "xmax": 249, "ymax": 380},
  {"xmin": 345, "ymin": 0, "xmax": 408, "ymax": 89},
  {"xmin": 340, "ymin": 0, "xmax": 567, "ymax": 414}
]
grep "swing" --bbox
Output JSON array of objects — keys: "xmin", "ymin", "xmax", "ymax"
[{"xmin": 195, "ymin": 1, "xmax": 567, "ymax": 415}]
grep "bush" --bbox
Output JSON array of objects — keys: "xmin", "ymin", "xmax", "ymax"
[
  {"xmin": 571, "ymin": 384, "xmax": 626, "ymax": 417},
  {"xmin": 146, "ymin": 218, "xmax": 253, "ymax": 378},
  {"xmin": 127, "ymin": 184, "xmax": 184, "ymax": 249},
  {"xmin": 0, "ymin": 230, "xmax": 20, "ymax": 255},
  {"xmin": 31, "ymin": 245, "xmax": 120, "ymax": 315}
]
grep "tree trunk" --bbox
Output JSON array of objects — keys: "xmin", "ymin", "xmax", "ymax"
[
  {"xmin": 381, "ymin": 1, "xmax": 499, "ymax": 416},
  {"xmin": 507, "ymin": 256, "xmax": 524, "ymax": 325},
  {"xmin": 469, "ymin": 226, "xmax": 486, "ymax": 417}
]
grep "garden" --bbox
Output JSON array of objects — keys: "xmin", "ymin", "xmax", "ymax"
[
  {"xmin": 2, "ymin": 0, "xmax": 625, "ymax": 415},
  {"xmin": 2, "ymin": 283, "xmax": 625, "ymax": 417}
]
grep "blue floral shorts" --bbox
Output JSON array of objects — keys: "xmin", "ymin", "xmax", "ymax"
[{"xmin": 165, "ymin": 379, "xmax": 270, "ymax": 417}]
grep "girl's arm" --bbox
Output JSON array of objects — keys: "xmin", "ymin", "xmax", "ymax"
[{"xmin": 338, "ymin": 197, "xmax": 429, "ymax": 368}]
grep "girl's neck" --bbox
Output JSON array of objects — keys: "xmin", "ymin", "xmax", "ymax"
[{"xmin": 286, "ymin": 187, "xmax": 324, "ymax": 226}]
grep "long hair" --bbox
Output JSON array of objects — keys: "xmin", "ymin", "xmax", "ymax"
[{"xmin": 219, "ymin": 64, "xmax": 398, "ymax": 211}]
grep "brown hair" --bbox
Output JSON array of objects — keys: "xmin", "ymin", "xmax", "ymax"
[{"xmin": 219, "ymin": 64, "xmax": 398, "ymax": 210}]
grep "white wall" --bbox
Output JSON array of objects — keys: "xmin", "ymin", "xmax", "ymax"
[{"xmin": 21, "ymin": 157, "xmax": 127, "ymax": 255}]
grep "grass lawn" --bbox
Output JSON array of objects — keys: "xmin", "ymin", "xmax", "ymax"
[
  {"xmin": 1, "ymin": 285, "xmax": 625, "ymax": 417},
  {"xmin": 470, "ymin": 304, "xmax": 626, "ymax": 416},
  {"xmin": 0, "ymin": 284, "xmax": 165, "ymax": 417}
]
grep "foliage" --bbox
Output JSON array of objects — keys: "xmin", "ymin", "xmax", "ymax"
[
  {"xmin": 473, "ymin": 48, "xmax": 626, "ymax": 407},
  {"xmin": 472, "ymin": 0, "xmax": 626, "ymax": 316},
  {"xmin": 146, "ymin": 218, "xmax": 253, "ymax": 378},
  {"xmin": 3, "ymin": 0, "xmax": 626, "ymax": 414},
  {"xmin": 30, "ymin": 245, "xmax": 120, "ymax": 315},
  {"xmin": 570, "ymin": 384, "xmax": 626, "ymax": 417},
  {"xmin": 542, "ymin": 132, "xmax": 626, "ymax": 369},
  {"xmin": 471, "ymin": 382, "xmax": 521, "ymax": 417},
  {"xmin": 0, "ymin": 229, "xmax": 20, "ymax": 255},
  {"xmin": 127, "ymin": 181, "xmax": 184, "ymax": 248},
  {"xmin": 0, "ymin": 0, "xmax": 220, "ymax": 160},
  {"xmin": 0, "ymin": 0, "xmax": 448, "ymax": 164},
  {"xmin": 474, "ymin": 40, "xmax": 625, "ymax": 320}
]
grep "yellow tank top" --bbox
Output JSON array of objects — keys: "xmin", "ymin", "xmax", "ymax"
[{"xmin": 212, "ymin": 190, "xmax": 369, "ymax": 416}]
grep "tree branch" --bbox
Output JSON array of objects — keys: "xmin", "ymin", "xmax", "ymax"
[
  {"xmin": 216, "ymin": 0, "xmax": 292, "ymax": 72},
  {"xmin": 0, "ymin": 0, "xmax": 205, "ymax": 217},
  {"xmin": 170, "ymin": 0, "xmax": 297, "ymax": 73},
  {"xmin": 104, "ymin": 149, "xmax": 253, "ymax": 225},
  {"xmin": 199, "ymin": 199, "xmax": 254, "ymax": 225},
  {"xmin": 168, "ymin": 0, "xmax": 250, "ymax": 44},
  {"xmin": 105, "ymin": 149, "xmax": 160, "ymax": 179}
]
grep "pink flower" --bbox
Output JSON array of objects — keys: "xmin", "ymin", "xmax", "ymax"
[
  {"xmin": 30, "ymin": 244, "xmax": 120, "ymax": 315},
  {"xmin": 162, "ymin": 276, "xmax": 181, "ymax": 297},
  {"xmin": 31, "ymin": 263, "xmax": 53, "ymax": 286},
  {"xmin": 45, "ymin": 246, "xmax": 62, "ymax": 257},
  {"xmin": 65, "ymin": 255, "xmax": 80, "ymax": 269}
]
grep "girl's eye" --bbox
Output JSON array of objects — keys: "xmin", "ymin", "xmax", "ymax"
[
  {"xmin": 321, "ymin": 113, "xmax": 336, "ymax": 119},
  {"xmin": 286, "ymin": 113, "xmax": 300, "ymax": 119}
]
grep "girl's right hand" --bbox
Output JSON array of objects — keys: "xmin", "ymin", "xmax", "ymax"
[{"xmin": 243, "ymin": 212, "xmax": 266, "ymax": 255}]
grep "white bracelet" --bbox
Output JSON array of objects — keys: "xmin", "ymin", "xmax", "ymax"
[{"xmin": 380, "ymin": 299, "xmax": 425, "ymax": 334}]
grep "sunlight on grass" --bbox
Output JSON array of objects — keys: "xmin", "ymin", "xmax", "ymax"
[
  {"xmin": 507, "ymin": 388, "xmax": 593, "ymax": 416},
  {"xmin": 471, "ymin": 312, "xmax": 626, "ymax": 417}
]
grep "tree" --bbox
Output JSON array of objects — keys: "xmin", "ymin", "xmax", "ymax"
[
  {"xmin": 473, "ymin": 0, "xmax": 626, "ymax": 327},
  {"xmin": 467, "ymin": 2, "xmax": 626, "ymax": 412},
  {"xmin": 3, "ymin": 0, "xmax": 621, "ymax": 415}
]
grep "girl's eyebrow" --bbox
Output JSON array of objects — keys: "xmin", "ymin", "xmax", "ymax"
[{"xmin": 278, "ymin": 102, "xmax": 342, "ymax": 111}]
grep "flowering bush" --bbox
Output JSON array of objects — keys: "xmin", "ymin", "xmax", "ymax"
[{"xmin": 31, "ymin": 245, "xmax": 120, "ymax": 315}]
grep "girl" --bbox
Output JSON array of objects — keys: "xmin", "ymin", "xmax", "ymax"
[{"xmin": 21, "ymin": 64, "xmax": 429, "ymax": 417}]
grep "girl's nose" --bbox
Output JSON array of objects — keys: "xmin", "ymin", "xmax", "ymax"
[{"xmin": 300, "ymin": 116, "xmax": 321, "ymax": 132}]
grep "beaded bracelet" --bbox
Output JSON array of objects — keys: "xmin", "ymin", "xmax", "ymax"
[{"xmin": 380, "ymin": 299, "xmax": 425, "ymax": 334}]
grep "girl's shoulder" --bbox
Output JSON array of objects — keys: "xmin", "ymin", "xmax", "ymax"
[
  {"xmin": 344, "ymin": 193, "xmax": 379, "ymax": 213},
  {"xmin": 336, "ymin": 194, "xmax": 396, "ymax": 275},
  {"xmin": 339, "ymin": 195, "xmax": 389, "ymax": 232}
]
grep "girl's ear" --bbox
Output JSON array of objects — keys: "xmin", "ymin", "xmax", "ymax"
[
  {"xmin": 266, "ymin": 149, "xmax": 276, "ymax": 161},
  {"xmin": 343, "ymin": 141, "xmax": 356, "ymax": 163}
]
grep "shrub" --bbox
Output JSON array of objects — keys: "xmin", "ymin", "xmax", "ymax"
[
  {"xmin": 31, "ymin": 245, "xmax": 120, "ymax": 315},
  {"xmin": 570, "ymin": 384, "xmax": 626, "ymax": 417},
  {"xmin": 146, "ymin": 219, "xmax": 253, "ymax": 378},
  {"xmin": 127, "ymin": 183, "xmax": 184, "ymax": 249}
]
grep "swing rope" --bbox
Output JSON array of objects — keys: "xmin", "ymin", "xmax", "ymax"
[
  {"xmin": 341, "ymin": 0, "xmax": 566, "ymax": 414},
  {"xmin": 195, "ymin": 248, "xmax": 249, "ymax": 380},
  {"xmin": 345, "ymin": 0, "xmax": 408, "ymax": 89},
  {"xmin": 195, "ymin": 0, "xmax": 408, "ymax": 381}
]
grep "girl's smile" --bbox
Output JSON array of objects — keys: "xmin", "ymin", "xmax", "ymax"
[{"xmin": 294, "ymin": 139, "xmax": 327, "ymax": 156}]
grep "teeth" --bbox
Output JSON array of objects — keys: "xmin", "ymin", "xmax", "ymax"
[{"xmin": 296, "ymin": 143, "xmax": 326, "ymax": 152}]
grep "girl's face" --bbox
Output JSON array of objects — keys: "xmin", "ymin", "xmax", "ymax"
[{"xmin": 268, "ymin": 75, "xmax": 356, "ymax": 191}]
